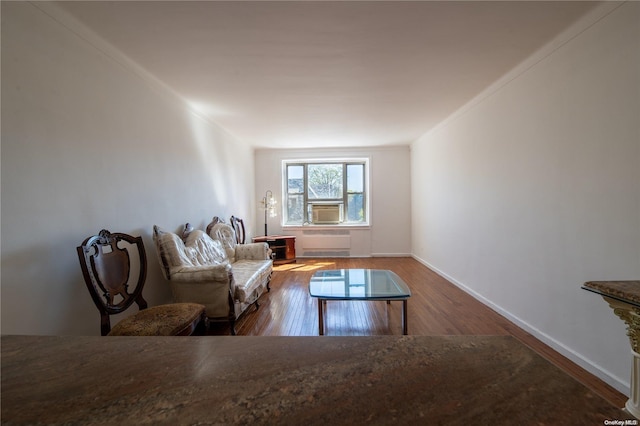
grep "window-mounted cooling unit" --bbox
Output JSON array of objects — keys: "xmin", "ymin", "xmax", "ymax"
[{"xmin": 312, "ymin": 204, "xmax": 342, "ymax": 224}]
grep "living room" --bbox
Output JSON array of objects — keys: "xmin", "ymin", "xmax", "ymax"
[{"xmin": 1, "ymin": 1, "xmax": 638, "ymax": 421}]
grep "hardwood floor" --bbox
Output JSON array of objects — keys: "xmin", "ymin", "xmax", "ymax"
[{"xmin": 208, "ymin": 257, "xmax": 627, "ymax": 408}]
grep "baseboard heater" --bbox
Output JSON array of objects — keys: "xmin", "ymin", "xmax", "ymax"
[
  {"xmin": 301, "ymin": 235, "xmax": 351, "ymax": 250},
  {"xmin": 301, "ymin": 233, "xmax": 351, "ymax": 257}
]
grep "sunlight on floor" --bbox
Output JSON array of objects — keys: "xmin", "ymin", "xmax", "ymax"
[{"xmin": 273, "ymin": 261, "xmax": 336, "ymax": 272}]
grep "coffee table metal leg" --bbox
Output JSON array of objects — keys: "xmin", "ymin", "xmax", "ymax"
[
  {"xmin": 318, "ymin": 299, "xmax": 324, "ymax": 335},
  {"xmin": 402, "ymin": 299, "xmax": 408, "ymax": 335}
]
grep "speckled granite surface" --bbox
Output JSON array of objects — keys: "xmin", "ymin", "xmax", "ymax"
[
  {"xmin": 1, "ymin": 335, "xmax": 631, "ymax": 425},
  {"xmin": 583, "ymin": 281, "xmax": 640, "ymax": 307}
]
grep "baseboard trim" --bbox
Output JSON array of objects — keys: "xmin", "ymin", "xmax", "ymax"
[
  {"xmin": 296, "ymin": 255, "xmax": 371, "ymax": 259},
  {"xmin": 411, "ymin": 254, "xmax": 629, "ymax": 395},
  {"xmin": 371, "ymin": 253, "xmax": 412, "ymax": 258},
  {"xmin": 295, "ymin": 254, "xmax": 412, "ymax": 259}
]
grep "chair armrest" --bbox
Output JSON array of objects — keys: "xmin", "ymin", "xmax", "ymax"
[
  {"xmin": 235, "ymin": 243, "xmax": 272, "ymax": 261},
  {"xmin": 168, "ymin": 264, "xmax": 232, "ymax": 283}
]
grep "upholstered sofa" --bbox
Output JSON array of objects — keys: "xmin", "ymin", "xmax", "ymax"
[{"xmin": 153, "ymin": 222, "xmax": 272, "ymax": 334}]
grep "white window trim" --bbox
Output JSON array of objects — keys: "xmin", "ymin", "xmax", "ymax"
[{"xmin": 281, "ymin": 158, "xmax": 370, "ymax": 227}]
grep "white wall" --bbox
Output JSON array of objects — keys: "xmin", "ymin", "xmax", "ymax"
[
  {"xmin": 254, "ymin": 146, "xmax": 411, "ymax": 257},
  {"xmin": 0, "ymin": 2, "xmax": 255, "ymax": 335},
  {"xmin": 411, "ymin": 2, "xmax": 640, "ymax": 393}
]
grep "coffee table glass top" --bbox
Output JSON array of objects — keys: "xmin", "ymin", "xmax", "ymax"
[{"xmin": 309, "ymin": 269, "xmax": 411, "ymax": 300}]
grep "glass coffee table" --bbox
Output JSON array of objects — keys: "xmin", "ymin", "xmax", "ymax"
[{"xmin": 309, "ymin": 269, "xmax": 412, "ymax": 335}]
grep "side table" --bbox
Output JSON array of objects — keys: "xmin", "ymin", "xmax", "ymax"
[
  {"xmin": 582, "ymin": 280, "xmax": 640, "ymax": 419},
  {"xmin": 252, "ymin": 235, "xmax": 296, "ymax": 265}
]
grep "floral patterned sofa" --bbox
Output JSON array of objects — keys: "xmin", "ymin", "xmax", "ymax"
[{"xmin": 153, "ymin": 221, "xmax": 272, "ymax": 334}]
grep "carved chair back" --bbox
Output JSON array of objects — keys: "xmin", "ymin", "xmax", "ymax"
[
  {"xmin": 230, "ymin": 215, "xmax": 246, "ymax": 244},
  {"xmin": 205, "ymin": 216, "xmax": 225, "ymax": 235},
  {"xmin": 77, "ymin": 229, "xmax": 148, "ymax": 335}
]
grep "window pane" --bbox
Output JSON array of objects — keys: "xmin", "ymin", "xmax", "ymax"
[
  {"xmin": 347, "ymin": 193, "xmax": 364, "ymax": 222},
  {"xmin": 347, "ymin": 164, "xmax": 363, "ymax": 193},
  {"xmin": 287, "ymin": 165, "xmax": 304, "ymax": 194},
  {"xmin": 287, "ymin": 194, "xmax": 304, "ymax": 224},
  {"xmin": 308, "ymin": 164, "xmax": 343, "ymax": 199}
]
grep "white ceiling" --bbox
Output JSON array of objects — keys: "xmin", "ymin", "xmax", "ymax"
[{"xmin": 54, "ymin": 1, "xmax": 599, "ymax": 149}]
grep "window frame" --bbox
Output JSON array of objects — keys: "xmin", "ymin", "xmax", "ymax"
[{"xmin": 282, "ymin": 158, "xmax": 370, "ymax": 227}]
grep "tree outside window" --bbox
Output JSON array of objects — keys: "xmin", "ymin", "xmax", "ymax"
[{"xmin": 308, "ymin": 164, "xmax": 342, "ymax": 199}]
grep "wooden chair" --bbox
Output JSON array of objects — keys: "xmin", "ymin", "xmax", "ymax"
[
  {"xmin": 230, "ymin": 215, "xmax": 246, "ymax": 244},
  {"xmin": 77, "ymin": 229, "xmax": 206, "ymax": 336}
]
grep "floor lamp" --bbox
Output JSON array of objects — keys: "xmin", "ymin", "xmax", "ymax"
[{"xmin": 261, "ymin": 190, "xmax": 277, "ymax": 236}]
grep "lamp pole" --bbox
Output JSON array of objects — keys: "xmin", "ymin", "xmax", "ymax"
[
  {"xmin": 263, "ymin": 190, "xmax": 273, "ymax": 236},
  {"xmin": 264, "ymin": 195, "xmax": 268, "ymax": 236}
]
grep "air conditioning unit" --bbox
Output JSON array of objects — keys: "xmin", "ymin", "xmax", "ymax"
[{"xmin": 312, "ymin": 204, "xmax": 342, "ymax": 224}]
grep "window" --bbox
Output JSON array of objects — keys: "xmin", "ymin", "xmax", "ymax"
[{"xmin": 284, "ymin": 160, "xmax": 368, "ymax": 226}]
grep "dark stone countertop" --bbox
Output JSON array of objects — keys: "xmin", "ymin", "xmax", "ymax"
[
  {"xmin": 583, "ymin": 281, "xmax": 640, "ymax": 308},
  {"xmin": 0, "ymin": 335, "xmax": 631, "ymax": 425}
]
